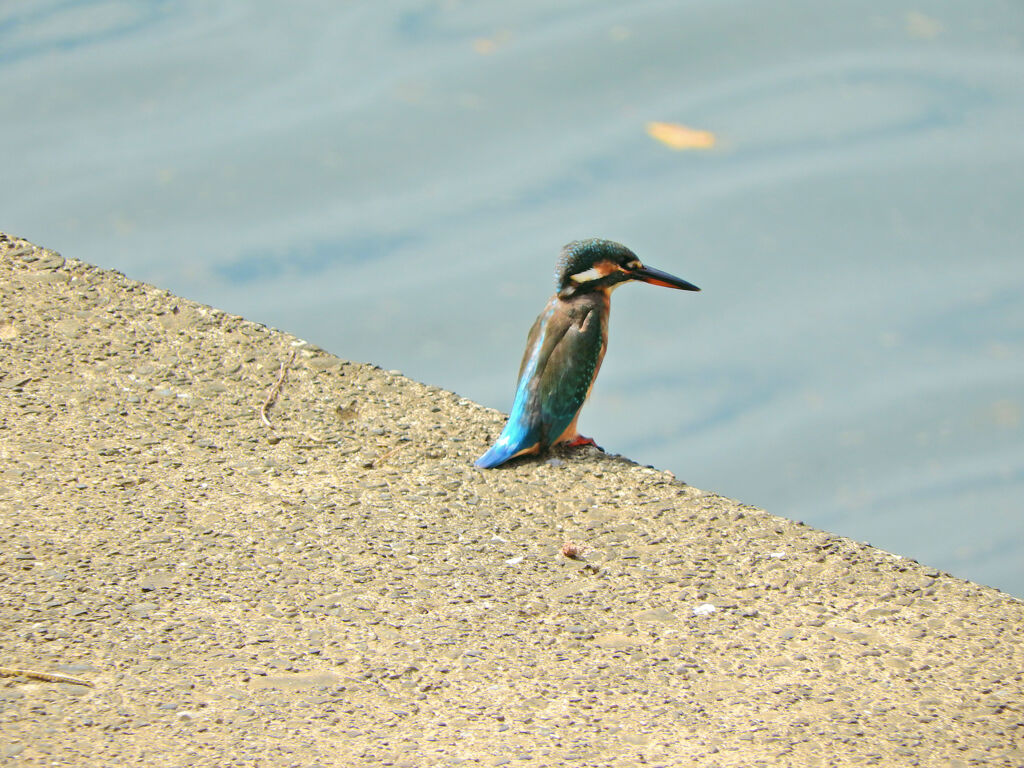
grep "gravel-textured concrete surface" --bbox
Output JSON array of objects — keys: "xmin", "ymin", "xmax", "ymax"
[{"xmin": 1, "ymin": 232, "xmax": 1022, "ymax": 767}]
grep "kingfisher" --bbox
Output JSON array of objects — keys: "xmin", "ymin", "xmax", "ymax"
[{"xmin": 475, "ymin": 238, "xmax": 699, "ymax": 468}]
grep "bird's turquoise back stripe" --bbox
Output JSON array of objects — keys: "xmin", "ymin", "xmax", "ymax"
[{"xmin": 474, "ymin": 305, "xmax": 555, "ymax": 467}]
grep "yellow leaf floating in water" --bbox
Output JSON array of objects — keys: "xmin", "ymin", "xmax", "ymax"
[{"xmin": 646, "ymin": 122, "xmax": 716, "ymax": 150}]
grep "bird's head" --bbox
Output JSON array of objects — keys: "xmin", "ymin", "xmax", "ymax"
[{"xmin": 555, "ymin": 238, "xmax": 700, "ymax": 298}]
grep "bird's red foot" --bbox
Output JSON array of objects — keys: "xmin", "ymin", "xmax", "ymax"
[{"xmin": 566, "ymin": 434, "xmax": 599, "ymax": 448}]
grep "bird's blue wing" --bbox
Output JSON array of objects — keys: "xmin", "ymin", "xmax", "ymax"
[
  {"xmin": 475, "ymin": 298, "xmax": 602, "ymax": 468},
  {"xmin": 474, "ymin": 305, "xmax": 560, "ymax": 468},
  {"xmin": 536, "ymin": 302, "xmax": 603, "ymax": 442}
]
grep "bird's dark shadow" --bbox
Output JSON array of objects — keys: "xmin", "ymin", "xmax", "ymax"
[{"xmin": 478, "ymin": 441, "xmax": 617, "ymax": 470}]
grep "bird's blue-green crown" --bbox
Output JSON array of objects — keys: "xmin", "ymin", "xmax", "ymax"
[{"xmin": 555, "ymin": 238, "xmax": 638, "ymax": 289}]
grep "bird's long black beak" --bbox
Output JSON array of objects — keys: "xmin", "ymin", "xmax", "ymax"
[{"xmin": 629, "ymin": 264, "xmax": 700, "ymax": 292}]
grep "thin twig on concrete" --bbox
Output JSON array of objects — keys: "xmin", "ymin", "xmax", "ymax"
[
  {"xmin": 0, "ymin": 666, "xmax": 93, "ymax": 687},
  {"xmin": 372, "ymin": 442, "xmax": 408, "ymax": 468},
  {"xmin": 259, "ymin": 349, "xmax": 297, "ymax": 428}
]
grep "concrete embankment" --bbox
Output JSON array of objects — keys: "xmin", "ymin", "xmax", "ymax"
[{"xmin": 1, "ymin": 233, "xmax": 1022, "ymax": 766}]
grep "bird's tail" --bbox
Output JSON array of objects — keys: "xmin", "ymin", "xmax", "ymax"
[
  {"xmin": 474, "ymin": 441, "xmax": 521, "ymax": 469},
  {"xmin": 474, "ymin": 428, "xmax": 539, "ymax": 469}
]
